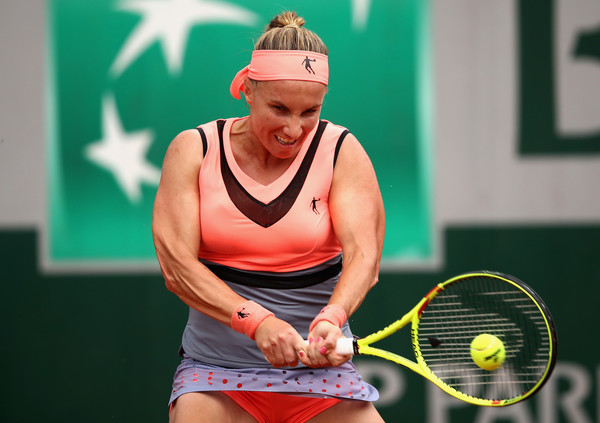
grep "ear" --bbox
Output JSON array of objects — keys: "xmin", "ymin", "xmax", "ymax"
[{"xmin": 242, "ymin": 77, "xmax": 254, "ymax": 105}]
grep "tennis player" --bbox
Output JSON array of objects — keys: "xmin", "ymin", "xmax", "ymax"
[{"xmin": 153, "ymin": 10, "xmax": 385, "ymax": 422}]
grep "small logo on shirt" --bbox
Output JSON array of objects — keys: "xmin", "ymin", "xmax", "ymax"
[{"xmin": 311, "ymin": 197, "xmax": 321, "ymax": 215}]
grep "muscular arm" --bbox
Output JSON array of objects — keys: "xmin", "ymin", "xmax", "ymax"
[
  {"xmin": 304, "ymin": 134, "xmax": 385, "ymax": 366},
  {"xmin": 328, "ymin": 134, "xmax": 385, "ymax": 315},
  {"xmin": 152, "ymin": 129, "xmax": 245, "ymax": 325},
  {"xmin": 152, "ymin": 129, "xmax": 306, "ymax": 367}
]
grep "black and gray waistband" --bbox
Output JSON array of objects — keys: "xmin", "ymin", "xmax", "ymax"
[{"xmin": 198, "ymin": 255, "xmax": 342, "ymax": 289}]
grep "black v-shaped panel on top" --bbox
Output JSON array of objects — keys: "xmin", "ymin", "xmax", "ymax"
[{"xmin": 215, "ymin": 119, "xmax": 328, "ymax": 228}]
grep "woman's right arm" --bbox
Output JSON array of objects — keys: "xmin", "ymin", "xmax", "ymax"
[
  {"xmin": 152, "ymin": 129, "xmax": 245, "ymax": 325},
  {"xmin": 152, "ymin": 129, "xmax": 306, "ymax": 366}
]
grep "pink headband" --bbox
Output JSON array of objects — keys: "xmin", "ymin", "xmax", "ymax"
[{"xmin": 230, "ymin": 50, "xmax": 329, "ymax": 99}]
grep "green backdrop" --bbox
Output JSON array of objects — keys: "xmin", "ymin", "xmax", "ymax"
[
  {"xmin": 46, "ymin": 0, "xmax": 431, "ymax": 267},
  {"xmin": 2, "ymin": 226, "xmax": 598, "ymax": 422},
  {"xmin": 2, "ymin": 1, "xmax": 598, "ymax": 422}
]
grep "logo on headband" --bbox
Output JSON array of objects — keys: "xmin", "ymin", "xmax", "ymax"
[{"xmin": 302, "ymin": 56, "xmax": 316, "ymax": 74}]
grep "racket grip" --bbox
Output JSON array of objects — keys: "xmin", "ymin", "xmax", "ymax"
[
  {"xmin": 303, "ymin": 337, "xmax": 357, "ymax": 355},
  {"xmin": 335, "ymin": 337, "xmax": 356, "ymax": 355}
]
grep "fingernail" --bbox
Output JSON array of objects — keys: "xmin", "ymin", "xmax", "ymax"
[
  {"xmin": 320, "ymin": 346, "xmax": 327, "ymax": 354},
  {"xmin": 299, "ymin": 351, "xmax": 305, "ymax": 357},
  {"xmin": 317, "ymin": 337, "xmax": 323, "ymax": 343},
  {"xmin": 309, "ymin": 338, "xmax": 314, "ymax": 344}
]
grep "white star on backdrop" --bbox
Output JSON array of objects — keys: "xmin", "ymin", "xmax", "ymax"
[
  {"xmin": 110, "ymin": 0, "xmax": 259, "ymax": 76},
  {"xmin": 92, "ymin": 0, "xmax": 371, "ymax": 202},
  {"xmin": 352, "ymin": 0, "xmax": 371, "ymax": 30},
  {"xmin": 85, "ymin": 95, "xmax": 162, "ymax": 203}
]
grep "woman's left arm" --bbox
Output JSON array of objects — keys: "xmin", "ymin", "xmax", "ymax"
[
  {"xmin": 303, "ymin": 133, "xmax": 385, "ymax": 367},
  {"xmin": 329, "ymin": 133, "xmax": 385, "ymax": 315}
]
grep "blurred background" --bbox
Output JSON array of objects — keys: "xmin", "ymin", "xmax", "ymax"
[{"xmin": 1, "ymin": 0, "xmax": 599, "ymax": 421}]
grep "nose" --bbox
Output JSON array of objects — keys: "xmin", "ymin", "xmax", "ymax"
[{"xmin": 282, "ymin": 116, "xmax": 302, "ymax": 140}]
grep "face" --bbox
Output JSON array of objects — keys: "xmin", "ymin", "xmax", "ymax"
[{"xmin": 244, "ymin": 79, "xmax": 327, "ymax": 159}]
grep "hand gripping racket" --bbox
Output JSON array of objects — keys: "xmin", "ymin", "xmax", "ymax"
[{"xmin": 335, "ymin": 271, "xmax": 557, "ymax": 406}]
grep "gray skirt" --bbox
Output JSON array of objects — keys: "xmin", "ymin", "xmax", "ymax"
[{"xmin": 169, "ymin": 356, "xmax": 379, "ymax": 405}]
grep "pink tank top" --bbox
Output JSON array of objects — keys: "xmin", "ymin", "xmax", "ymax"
[{"xmin": 197, "ymin": 118, "xmax": 348, "ymax": 272}]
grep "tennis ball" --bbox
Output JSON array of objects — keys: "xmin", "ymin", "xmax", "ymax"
[{"xmin": 470, "ymin": 334, "xmax": 506, "ymax": 371}]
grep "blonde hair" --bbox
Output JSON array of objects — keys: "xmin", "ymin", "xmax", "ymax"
[{"xmin": 254, "ymin": 11, "xmax": 328, "ymax": 55}]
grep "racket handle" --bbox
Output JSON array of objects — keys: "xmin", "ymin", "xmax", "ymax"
[
  {"xmin": 303, "ymin": 337, "xmax": 357, "ymax": 355},
  {"xmin": 335, "ymin": 337, "xmax": 356, "ymax": 355}
]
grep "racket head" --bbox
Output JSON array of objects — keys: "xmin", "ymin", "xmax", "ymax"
[{"xmin": 412, "ymin": 271, "xmax": 557, "ymax": 406}]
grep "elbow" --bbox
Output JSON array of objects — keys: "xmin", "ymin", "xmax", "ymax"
[
  {"xmin": 157, "ymin": 260, "xmax": 179, "ymax": 294},
  {"xmin": 363, "ymin": 249, "xmax": 382, "ymax": 289},
  {"xmin": 160, "ymin": 263, "xmax": 191, "ymax": 300},
  {"xmin": 370, "ymin": 273, "xmax": 380, "ymax": 289},
  {"xmin": 154, "ymin": 242, "xmax": 185, "ymax": 296},
  {"xmin": 343, "ymin": 248, "xmax": 381, "ymax": 289},
  {"xmin": 369, "ymin": 258, "xmax": 381, "ymax": 289},
  {"xmin": 163, "ymin": 272, "xmax": 179, "ymax": 294}
]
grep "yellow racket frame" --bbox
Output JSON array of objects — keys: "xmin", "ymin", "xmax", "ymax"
[{"xmin": 353, "ymin": 272, "xmax": 557, "ymax": 406}]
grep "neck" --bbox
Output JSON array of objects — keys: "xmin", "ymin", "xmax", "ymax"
[{"xmin": 230, "ymin": 118, "xmax": 296, "ymax": 185}]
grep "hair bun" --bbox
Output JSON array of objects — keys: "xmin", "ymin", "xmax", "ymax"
[
  {"xmin": 268, "ymin": 11, "xmax": 305, "ymax": 30},
  {"xmin": 256, "ymin": 11, "xmax": 328, "ymax": 55}
]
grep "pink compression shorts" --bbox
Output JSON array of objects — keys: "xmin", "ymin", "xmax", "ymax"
[{"xmin": 222, "ymin": 391, "xmax": 341, "ymax": 423}]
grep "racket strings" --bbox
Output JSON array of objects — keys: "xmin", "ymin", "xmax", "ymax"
[{"xmin": 416, "ymin": 275, "xmax": 553, "ymax": 402}]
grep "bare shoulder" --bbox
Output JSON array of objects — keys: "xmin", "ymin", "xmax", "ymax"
[
  {"xmin": 333, "ymin": 133, "xmax": 377, "ymax": 183},
  {"xmin": 158, "ymin": 128, "xmax": 205, "ymax": 188},
  {"xmin": 164, "ymin": 128, "xmax": 205, "ymax": 163},
  {"xmin": 330, "ymin": 131, "xmax": 384, "ymax": 229}
]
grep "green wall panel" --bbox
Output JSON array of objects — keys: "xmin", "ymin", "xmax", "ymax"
[{"xmin": 2, "ymin": 226, "xmax": 597, "ymax": 422}]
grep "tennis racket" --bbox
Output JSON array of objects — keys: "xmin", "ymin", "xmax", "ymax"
[{"xmin": 335, "ymin": 271, "xmax": 557, "ymax": 406}]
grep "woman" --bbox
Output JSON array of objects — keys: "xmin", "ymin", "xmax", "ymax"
[{"xmin": 153, "ymin": 11, "xmax": 386, "ymax": 423}]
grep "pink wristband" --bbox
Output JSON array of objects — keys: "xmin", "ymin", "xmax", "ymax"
[
  {"xmin": 309, "ymin": 304, "xmax": 348, "ymax": 332},
  {"xmin": 231, "ymin": 300, "xmax": 274, "ymax": 340}
]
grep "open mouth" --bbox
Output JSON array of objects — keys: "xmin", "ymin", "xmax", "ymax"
[{"xmin": 275, "ymin": 135, "xmax": 298, "ymax": 146}]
